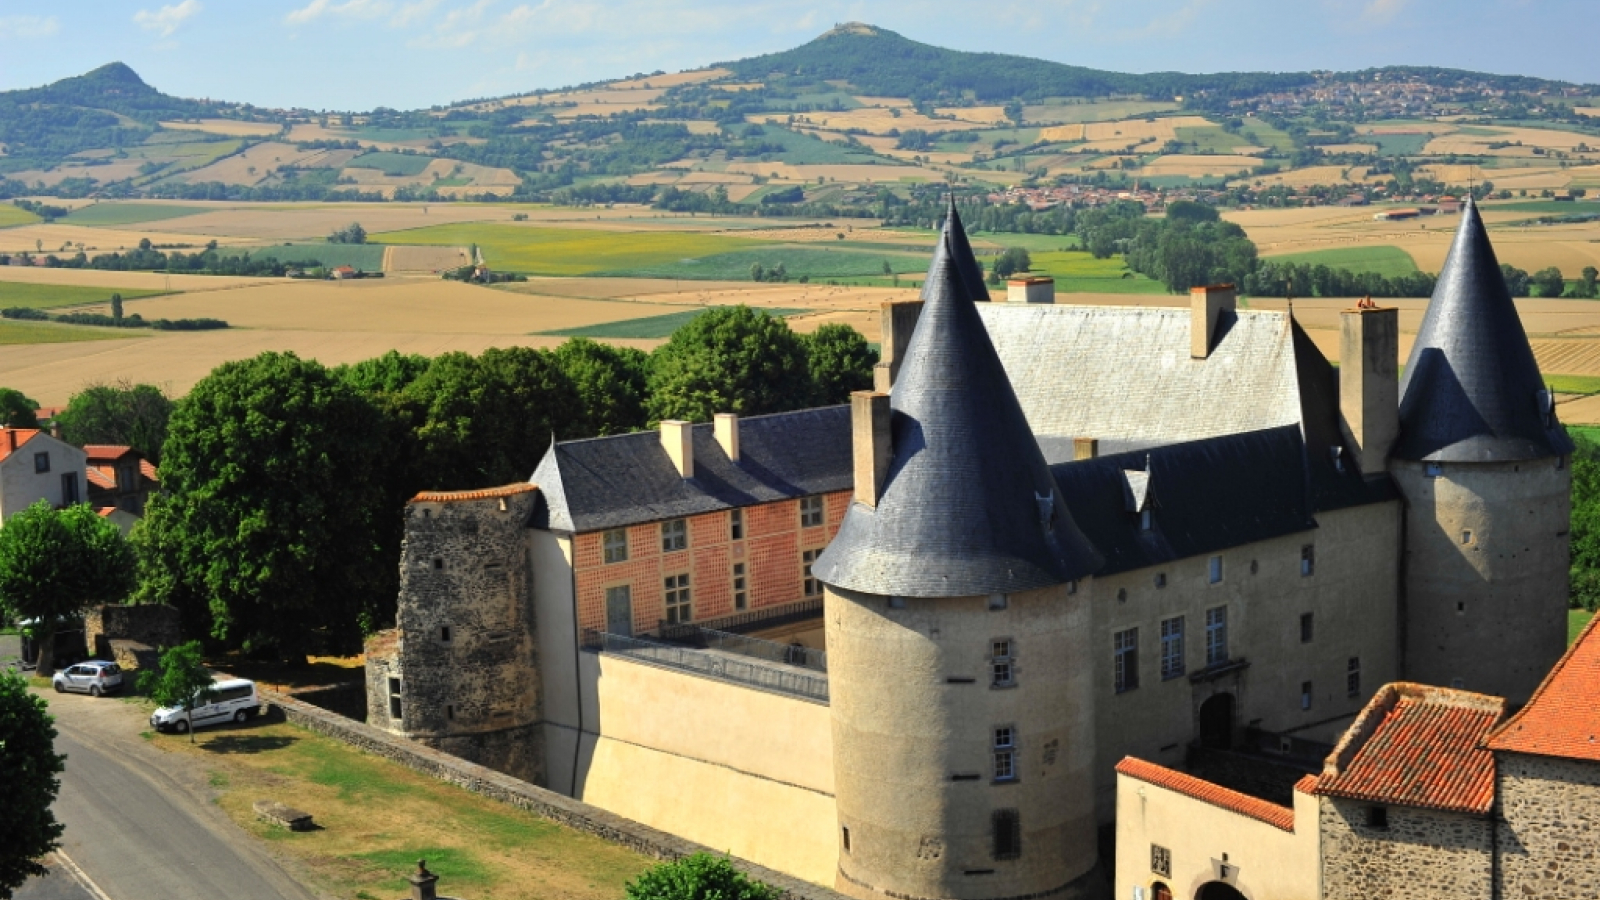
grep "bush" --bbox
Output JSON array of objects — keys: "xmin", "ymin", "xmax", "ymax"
[
  {"xmin": 624, "ymin": 853, "xmax": 779, "ymax": 900},
  {"xmin": 0, "ymin": 308, "xmax": 47, "ymax": 320}
]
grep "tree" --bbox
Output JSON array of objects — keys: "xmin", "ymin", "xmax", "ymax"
[
  {"xmin": 110, "ymin": 293, "xmax": 123, "ymax": 322},
  {"xmin": 1581, "ymin": 266, "xmax": 1599, "ymax": 300},
  {"xmin": 1501, "ymin": 263, "xmax": 1531, "ymax": 297},
  {"xmin": 1532, "ymin": 266, "xmax": 1566, "ymax": 298},
  {"xmin": 0, "ymin": 501, "xmax": 134, "ymax": 673},
  {"xmin": 138, "ymin": 642, "xmax": 216, "ymax": 743},
  {"xmin": 624, "ymin": 853, "xmax": 778, "ymax": 900},
  {"xmin": 55, "ymin": 381, "xmax": 174, "ymax": 462},
  {"xmin": 0, "ymin": 389, "xmax": 39, "ymax": 429},
  {"xmin": 327, "ymin": 222, "xmax": 367, "ymax": 244},
  {"xmin": 549, "ymin": 338, "xmax": 649, "ymax": 437},
  {"xmin": 646, "ymin": 306, "xmax": 812, "ymax": 423},
  {"xmin": 336, "ymin": 350, "xmax": 432, "ymax": 396},
  {"xmin": 1003, "ymin": 100, "xmax": 1025, "ymax": 126},
  {"xmin": 0, "ymin": 671, "xmax": 65, "ymax": 898},
  {"xmin": 802, "ymin": 324, "xmax": 876, "ymax": 405},
  {"xmin": 992, "ymin": 247, "xmax": 1032, "ymax": 279},
  {"xmin": 134, "ymin": 352, "xmax": 386, "ymax": 660}
]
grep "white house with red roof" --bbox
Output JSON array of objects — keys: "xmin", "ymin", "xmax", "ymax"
[
  {"xmin": 0, "ymin": 427, "xmax": 88, "ymax": 519},
  {"xmin": 83, "ymin": 445, "xmax": 159, "ymax": 516}
]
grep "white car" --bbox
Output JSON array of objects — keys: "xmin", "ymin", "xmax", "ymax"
[
  {"xmin": 52, "ymin": 661, "xmax": 124, "ymax": 697},
  {"xmin": 150, "ymin": 679, "xmax": 261, "ymax": 734}
]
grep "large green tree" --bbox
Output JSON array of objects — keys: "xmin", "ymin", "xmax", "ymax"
[
  {"xmin": 55, "ymin": 381, "xmax": 174, "ymax": 462},
  {"xmin": 549, "ymin": 338, "xmax": 649, "ymax": 437},
  {"xmin": 0, "ymin": 501, "xmax": 134, "ymax": 673},
  {"xmin": 0, "ymin": 389, "xmax": 39, "ymax": 429},
  {"xmin": 801, "ymin": 324, "xmax": 876, "ymax": 405},
  {"xmin": 335, "ymin": 350, "xmax": 432, "ymax": 396},
  {"xmin": 134, "ymin": 352, "xmax": 386, "ymax": 659},
  {"xmin": 0, "ymin": 671, "xmax": 66, "ymax": 899},
  {"xmin": 646, "ymin": 306, "xmax": 812, "ymax": 423}
]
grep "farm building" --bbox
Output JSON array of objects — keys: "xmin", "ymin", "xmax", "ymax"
[{"xmin": 365, "ymin": 197, "xmax": 1574, "ymax": 899}]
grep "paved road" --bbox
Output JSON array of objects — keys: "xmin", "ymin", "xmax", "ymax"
[{"xmin": 19, "ymin": 689, "xmax": 323, "ymax": 900}]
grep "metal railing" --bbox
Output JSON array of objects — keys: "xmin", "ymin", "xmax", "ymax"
[
  {"xmin": 691, "ymin": 625, "xmax": 827, "ymax": 673},
  {"xmin": 656, "ymin": 598, "xmax": 823, "ymax": 642},
  {"xmin": 583, "ymin": 630, "xmax": 829, "ymax": 703}
]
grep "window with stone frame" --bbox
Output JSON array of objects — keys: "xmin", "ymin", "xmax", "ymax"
[
  {"xmin": 1160, "ymin": 616, "xmax": 1185, "ymax": 680},
  {"xmin": 730, "ymin": 508, "xmax": 744, "ymax": 541},
  {"xmin": 603, "ymin": 528, "xmax": 628, "ymax": 564},
  {"xmin": 1205, "ymin": 606, "xmax": 1228, "ymax": 666},
  {"xmin": 992, "ymin": 809, "xmax": 1021, "ymax": 860},
  {"xmin": 1114, "ymin": 628, "xmax": 1139, "ymax": 693},
  {"xmin": 801, "ymin": 549, "xmax": 822, "ymax": 598},
  {"xmin": 1301, "ymin": 544, "xmax": 1315, "ymax": 577},
  {"xmin": 799, "ymin": 495, "xmax": 825, "ymax": 528},
  {"xmin": 1151, "ymin": 844, "xmax": 1172, "ymax": 878},
  {"xmin": 664, "ymin": 573, "xmax": 692, "ymax": 624},
  {"xmin": 991, "ymin": 638, "xmax": 1016, "ymax": 688},
  {"xmin": 1300, "ymin": 612, "xmax": 1314, "ymax": 643},
  {"xmin": 661, "ymin": 518, "xmax": 687, "ymax": 553},
  {"xmin": 993, "ymin": 726, "xmax": 1017, "ymax": 782},
  {"xmin": 732, "ymin": 562, "xmax": 747, "ymax": 610}
]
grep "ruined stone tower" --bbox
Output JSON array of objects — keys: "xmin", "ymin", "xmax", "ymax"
[
  {"xmin": 1392, "ymin": 197, "xmax": 1573, "ymax": 704},
  {"xmin": 815, "ymin": 204, "xmax": 1104, "ymax": 900}
]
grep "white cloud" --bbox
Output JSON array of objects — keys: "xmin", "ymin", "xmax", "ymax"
[
  {"xmin": 285, "ymin": 0, "xmax": 397, "ymax": 26},
  {"xmin": 1361, "ymin": 0, "xmax": 1409, "ymax": 22},
  {"xmin": 134, "ymin": 1, "xmax": 203, "ymax": 37},
  {"xmin": 391, "ymin": 0, "xmax": 444, "ymax": 27},
  {"xmin": 0, "ymin": 15, "xmax": 60, "ymax": 39}
]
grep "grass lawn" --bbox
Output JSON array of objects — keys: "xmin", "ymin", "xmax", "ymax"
[
  {"xmin": 371, "ymin": 224, "xmax": 761, "ymax": 276},
  {"xmin": 1547, "ymin": 375, "xmax": 1600, "ymax": 395},
  {"xmin": 1026, "ymin": 250, "xmax": 1168, "ymax": 294},
  {"xmin": 595, "ymin": 246, "xmax": 926, "ymax": 281},
  {"xmin": 0, "ymin": 205, "xmax": 41, "ymax": 228},
  {"xmin": 1572, "ymin": 608, "xmax": 1594, "ymax": 645},
  {"xmin": 148, "ymin": 716, "xmax": 651, "ymax": 900},
  {"xmin": 970, "ymin": 232, "xmax": 1081, "ymax": 252},
  {"xmin": 540, "ymin": 307, "xmax": 808, "ymax": 339},
  {"xmin": 0, "ymin": 319, "xmax": 145, "ymax": 344},
  {"xmin": 62, "ymin": 204, "xmax": 209, "ymax": 227},
  {"xmin": 1265, "ymin": 245, "xmax": 1421, "ymax": 279},
  {"xmin": 251, "ymin": 243, "xmax": 388, "ymax": 270},
  {"xmin": 0, "ymin": 281, "xmax": 169, "ymax": 310},
  {"xmin": 1567, "ymin": 424, "xmax": 1600, "ymax": 443}
]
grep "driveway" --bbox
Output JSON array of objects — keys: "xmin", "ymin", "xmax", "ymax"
[{"xmin": 20, "ymin": 687, "xmax": 324, "ymax": 900}]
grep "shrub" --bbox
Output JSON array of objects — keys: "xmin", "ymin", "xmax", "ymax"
[{"xmin": 624, "ymin": 853, "xmax": 779, "ymax": 900}]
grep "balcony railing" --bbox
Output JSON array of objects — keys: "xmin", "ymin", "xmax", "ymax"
[
  {"xmin": 675, "ymin": 624, "xmax": 827, "ymax": 673},
  {"xmin": 583, "ymin": 629, "xmax": 830, "ymax": 703},
  {"xmin": 656, "ymin": 597, "xmax": 823, "ymax": 642}
]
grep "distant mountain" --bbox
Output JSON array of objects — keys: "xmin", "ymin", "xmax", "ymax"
[
  {"xmin": 4, "ymin": 63, "xmax": 212, "ymax": 123},
  {"xmin": 718, "ymin": 23, "xmax": 1313, "ymax": 103}
]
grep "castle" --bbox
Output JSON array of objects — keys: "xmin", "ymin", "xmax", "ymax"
[{"xmin": 364, "ymin": 197, "xmax": 1574, "ymax": 900}]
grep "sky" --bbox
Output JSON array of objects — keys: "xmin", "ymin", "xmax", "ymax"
[{"xmin": 0, "ymin": 0, "xmax": 1595, "ymax": 112}]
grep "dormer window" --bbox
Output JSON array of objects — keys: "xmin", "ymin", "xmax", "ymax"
[{"xmin": 1140, "ymin": 509, "xmax": 1152, "ymax": 532}]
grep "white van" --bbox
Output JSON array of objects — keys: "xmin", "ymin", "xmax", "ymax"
[{"xmin": 150, "ymin": 678, "xmax": 261, "ymax": 734}]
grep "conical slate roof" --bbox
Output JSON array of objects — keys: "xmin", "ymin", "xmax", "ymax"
[
  {"xmin": 1395, "ymin": 197, "xmax": 1572, "ymax": 462},
  {"xmin": 814, "ymin": 211, "xmax": 1101, "ymax": 598},
  {"xmin": 921, "ymin": 197, "xmax": 990, "ymax": 303}
]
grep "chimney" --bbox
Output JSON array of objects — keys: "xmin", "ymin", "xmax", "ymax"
[
  {"xmin": 1006, "ymin": 276, "xmax": 1055, "ymax": 304},
  {"xmin": 50, "ymin": 422, "xmax": 61, "ymax": 439},
  {"xmin": 1073, "ymin": 437, "xmax": 1098, "ymax": 460},
  {"xmin": 874, "ymin": 299, "xmax": 926, "ymax": 392},
  {"xmin": 852, "ymin": 391, "xmax": 892, "ymax": 508},
  {"xmin": 1339, "ymin": 306, "xmax": 1399, "ymax": 475},
  {"xmin": 714, "ymin": 413, "xmax": 740, "ymax": 462},
  {"xmin": 659, "ymin": 420, "xmax": 693, "ymax": 478},
  {"xmin": 5, "ymin": 428, "xmax": 14, "ymax": 451},
  {"xmin": 1190, "ymin": 284, "xmax": 1237, "ymax": 359}
]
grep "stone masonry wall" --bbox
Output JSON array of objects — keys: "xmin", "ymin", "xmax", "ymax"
[
  {"xmin": 1319, "ymin": 796, "xmax": 1493, "ymax": 900},
  {"xmin": 265, "ymin": 689, "xmax": 847, "ymax": 900},
  {"xmin": 1496, "ymin": 752, "xmax": 1600, "ymax": 898},
  {"xmin": 84, "ymin": 604, "xmax": 180, "ymax": 660}
]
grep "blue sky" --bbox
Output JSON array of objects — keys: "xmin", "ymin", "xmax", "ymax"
[{"xmin": 0, "ymin": 1, "xmax": 1594, "ymax": 111}]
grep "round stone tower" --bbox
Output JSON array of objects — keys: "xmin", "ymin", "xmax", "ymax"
[
  {"xmin": 1391, "ymin": 197, "xmax": 1573, "ymax": 705},
  {"xmin": 815, "ymin": 203, "xmax": 1104, "ymax": 900}
]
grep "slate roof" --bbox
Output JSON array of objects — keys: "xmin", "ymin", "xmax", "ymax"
[
  {"xmin": 1395, "ymin": 197, "xmax": 1572, "ymax": 462},
  {"xmin": 1484, "ymin": 613, "xmax": 1600, "ymax": 761},
  {"xmin": 1116, "ymin": 757, "xmax": 1297, "ymax": 832},
  {"xmin": 530, "ymin": 406, "xmax": 852, "ymax": 533},
  {"xmin": 814, "ymin": 211, "xmax": 1101, "ymax": 598},
  {"xmin": 921, "ymin": 198, "xmax": 990, "ymax": 304},
  {"xmin": 1313, "ymin": 682, "xmax": 1505, "ymax": 816}
]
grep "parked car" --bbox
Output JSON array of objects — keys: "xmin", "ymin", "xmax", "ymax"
[
  {"xmin": 52, "ymin": 661, "xmax": 124, "ymax": 697},
  {"xmin": 150, "ymin": 679, "xmax": 262, "ymax": 734}
]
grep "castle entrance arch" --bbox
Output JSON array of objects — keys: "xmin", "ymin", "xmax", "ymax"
[
  {"xmin": 1151, "ymin": 882, "xmax": 1172, "ymax": 900},
  {"xmin": 1198, "ymin": 692, "xmax": 1235, "ymax": 750},
  {"xmin": 1194, "ymin": 882, "xmax": 1246, "ymax": 900}
]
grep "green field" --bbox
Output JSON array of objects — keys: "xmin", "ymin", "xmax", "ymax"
[
  {"xmin": 1265, "ymin": 246, "xmax": 1421, "ymax": 278},
  {"xmin": 251, "ymin": 242, "xmax": 388, "ymax": 270},
  {"xmin": 372, "ymin": 224, "xmax": 761, "ymax": 275},
  {"xmin": 743, "ymin": 127, "xmax": 882, "ymax": 165},
  {"xmin": 1024, "ymin": 100, "xmax": 1180, "ymax": 125},
  {"xmin": 1024, "ymin": 250, "xmax": 1168, "ymax": 294},
  {"xmin": 0, "ymin": 319, "xmax": 143, "ymax": 345},
  {"xmin": 1175, "ymin": 125, "xmax": 1253, "ymax": 153},
  {"xmin": 1572, "ymin": 608, "xmax": 1593, "ymax": 645},
  {"xmin": 595, "ymin": 246, "xmax": 927, "ymax": 281},
  {"xmin": 0, "ymin": 205, "xmax": 41, "ymax": 228},
  {"xmin": 348, "ymin": 151, "xmax": 433, "ymax": 176},
  {"xmin": 0, "ymin": 282, "xmax": 168, "ymax": 310},
  {"xmin": 1547, "ymin": 375, "xmax": 1600, "ymax": 395},
  {"xmin": 540, "ymin": 307, "xmax": 807, "ymax": 339},
  {"xmin": 62, "ymin": 204, "xmax": 209, "ymax": 227},
  {"xmin": 1567, "ymin": 424, "xmax": 1600, "ymax": 444},
  {"xmin": 1491, "ymin": 200, "xmax": 1600, "ymax": 216},
  {"xmin": 1366, "ymin": 133, "xmax": 1433, "ymax": 156}
]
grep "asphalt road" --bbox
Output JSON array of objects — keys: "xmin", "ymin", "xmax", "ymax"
[{"xmin": 16, "ymin": 682, "xmax": 324, "ymax": 900}]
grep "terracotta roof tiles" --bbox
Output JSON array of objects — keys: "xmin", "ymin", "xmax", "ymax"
[
  {"xmin": 0, "ymin": 428, "xmax": 42, "ymax": 463},
  {"xmin": 410, "ymin": 483, "xmax": 539, "ymax": 503},
  {"xmin": 82, "ymin": 445, "xmax": 135, "ymax": 460},
  {"xmin": 1115, "ymin": 757, "xmax": 1296, "ymax": 832},
  {"xmin": 1485, "ymin": 613, "xmax": 1600, "ymax": 761}
]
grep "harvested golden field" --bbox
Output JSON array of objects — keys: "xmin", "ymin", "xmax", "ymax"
[
  {"xmin": 0, "ymin": 223, "xmax": 252, "ymax": 254},
  {"xmin": 932, "ymin": 106, "xmax": 1012, "ymax": 125},
  {"xmin": 382, "ymin": 245, "xmax": 472, "ymax": 272},
  {"xmin": 769, "ymin": 108, "xmax": 974, "ymax": 135},
  {"xmin": 0, "ymin": 266, "xmax": 272, "ymax": 292},
  {"xmin": 1317, "ymin": 143, "xmax": 1380, "ymax": 154},
  {"xmin": 1139, "ymin": 155, "xmax": 1260, "ymax": 177},
  {"xmin": 176, "ymin": 141, "xmax": 327, "ymax": 186},
  {"xmin": 1242, "ymin": 165, "xmax": 1377, "ymax": 188},
  {"xmin": 8, "ymin": 161, "xmax": 148, "ymax": 186},
  {"xmin": 134, "ymin": 203, "xmax": 518, "ymax": 241},
  {"xmin": 281, "ymin": 123, "xmax": 426, "ymax": 152},
  {"xmin": 158, "ymin": 119, "xmax": 284, "ymax": 137},
  {"xmin": 1023, "ymin": 100, "xmax": 1181, "ymax": 125},
  {"xmin": 1422, "ymin": 163, "xmax": 1572, "ymax": 191},
  {"xmin": 1040, "ymin": 116, "xmax": 1213, "ymax": 144},
  {"xmin": 1423, "ymin": 125, "xmax": 1600, "ymax": 156},
  {"xmin": 722, "ymin": 162, "xmax": 939, "ymax": 182}
]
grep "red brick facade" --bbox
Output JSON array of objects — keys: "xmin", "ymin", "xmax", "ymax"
[{"xmin": 573, "ymin": 490, "xmax": 850, "ymax": 635}]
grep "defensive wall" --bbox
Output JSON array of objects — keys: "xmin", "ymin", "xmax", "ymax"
[
  {"xmin": 1318, "ymin": 796, "xmax": 1493, "ymax": 899},
  {"xmin": 1495, "ymin": 752, "xmax": 1600, "ymax": 898}
]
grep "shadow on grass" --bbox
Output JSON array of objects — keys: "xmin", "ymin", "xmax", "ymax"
[{"xmin": 201, "ymin": 733, "xmax": 299, "ymax": 754}]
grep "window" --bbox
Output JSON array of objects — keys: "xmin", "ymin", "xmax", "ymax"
[
  {"xmin": 1462, "ymin": 530, "xmax": 1473, "ymax": 545},
  {"xmin": 802, "ymin": 549, "xmax": 821, "ymax": 598},
  {"xmin": 432, "ymin": 558, "xmax": 443, "ymax": 570},
  {"xmin": 1160, "ymin": 617, "xmax": 1185, "ymax": 680},
  {"xmin": 842, "ymin": 826, "xmax": 850, "ymax": 853},
  {"xmin": 664, "ymin": 573, "xmax": 692, "ymax": 624},
  {"xmin": 988, "ymin": 593, "xmax": 1007, "ymax": 610},
  {"xmin": 993, "ymin": 727, "xmax": 1017, "ymax": 782},
  {"xmin": 1300, "ymin": 612, "xmax": 1315, "ymax": 643},
  {"xmin": 1114, "ymin": 628, "xmax": 1139, "ymax": 693},
  {"xmin": 60, "ymin": 473, "xmax": 78, "ymax": 504},
  {"xmin": 732, "ymin": 563, "xmax": 747, "ymax": 610},
  {"xmin": 1365, "ymin": 806, "xmax": 1389, "ymax": 830},
  {"xmin": 888, "ymin": 596, "xmax": 906, "ymax": 610},
  {"xmin": 33, "ymin": 452, "xmax": 48, "ymax": 474},
  {"xmin": 1425, "ymin": 462, "xmax": 1443, "ymax": 478},
  {"xmin": 1140, "ymin": 508, "xmax": 1152, "ymax": 531},
  {"xmin": 661, "ymin": 518, "xmax": 687, "ymax": 552},
  {"xmin": 1301, "ymin": 545, "xmax": 1315, "ymax": 576},
  {"xmin": 992, "ymin": 809, "xmax": 1021, "ymax": 860},
  {"xmin": 1151, "ymin": 844, "xmax": 1172, "ymax": 878},
  {"xmin": 439, "ymin": 626, "xmax": 452, "ymax": 643},
  {"xmin": 387, "ymin": 676, "xmax": 402, "ymax": 720},
  {"xmin": 603, "ymin": 528, "xmax": 628, "ymax": 564},
  {"xmin": 800, "ymin": 495, "xmax": 824, "ymax": 528},
  {"xmin": 1205, "ymin": 607, "xmax": 1228, "ymax": 666},
  {"xmin": 991, "ymin": 639, "xmax": 1015, "ymax": 687},
  {"xmin": 1301, "ymin": 681, "xmax": 1314, "ymax": 711},
  {"xmin": 1154, "ymin": 573, "xmax": 1167, "ymax": 589},
  {"xmin": 1347, "ymin": 657, "xmax": 1361, "ymax": 698},
  {"xmin": 730, "ymin": 508, "xmax": 744, "ymax": 541},
  {"xmin": 1208, "ymin": 555, "xmax": 1223, "ymax": 584}
]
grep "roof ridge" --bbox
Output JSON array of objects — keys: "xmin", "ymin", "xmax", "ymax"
[
  {"xmin": 1115, "ymin": 757, "xmax": 1296, "ymax": 832},
  {"xmin": 1485, "ymin": 610, "xmax": 1600, "ymax": 752}
]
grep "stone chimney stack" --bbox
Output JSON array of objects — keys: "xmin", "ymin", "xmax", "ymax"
[
  {"xmin": 873, "ymin": 299, "xmax": 927, "ymax": 392},
  {"xmin": 1073, "ymin": 437, "xmax": 1098, "ymax": 460},
  {"xmin": 714, "ymin": 413, "xmax": 740, "ymax": 462},
  {"xmin": 1190, "ymin": 284, "xmax": 1237, "ymax": 359},
  {"xmin": 851, "ymin": 391, "xmax": 892, "ymax": 508},
  {"xmin": 659, "ymin": 420, "xmax": 694, "ymax": 478},
  {"xmin": 1339, "ymin": 306, "xmax": 1399, "ymax": 475}
]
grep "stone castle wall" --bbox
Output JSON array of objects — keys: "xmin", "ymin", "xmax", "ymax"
[
  {"xmin": 1318, "ymin": 796, "xmax": 1493, "ymax": 900},
  {"xmin": 84, "ymin": 603, "xmax": 180, "ymax": 660},
  {"xmin": 1496, "ymin": 751, "xmax": 1600, "ymax": 898}
]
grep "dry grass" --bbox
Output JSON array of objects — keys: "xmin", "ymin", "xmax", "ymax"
[
  {"xmin": 0, "ymin": 267, "xmax": 273, "ymax": 292},
  {"xmin": 1423, "ymin": 125, "xmax": 1600, "ymax": 156},
  {"xmin": 1139, "ymin": 154, "xmax": 1260, "ymax": 177},
  {"xmin": 720, "ymin": 162, "xmax": 942, "ymax": 182},
  {"xmin": 1039, "ymin": 116, "xmax": 1212, "ymax": 145},
  {"xmin": 759, "ymin": 108, "xmax": 973, "ymax": 135},
  {"xmin": 383, "ymin": 245, "xmax": 472, "ymax": 272},
  {"xmin": 0, "ymin": 223, "xmax": 250, "ymax": 254},
  {"xmin": 159, "ymin": 120, "xmax": 284, "ymax": 137},
  {"xmin": 176, "ymin": 142, "xmax": 327, "ymax": 186},
  {"xmin": 134, "ymin": 203, "xmax": 517, "ymax": 241}
]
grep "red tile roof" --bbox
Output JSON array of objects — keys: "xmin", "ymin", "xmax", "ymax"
[
  {"xmin": 85, "ymin": 466, "xmax": 116, "ymax": 489},
  {"xmin": 0, "ymin": 428, "xmax": 42, "ymax": 463},
  {"xmin": 82, "ymin": 445, "xmax": 135, "ymax": 460},
  {"xmin": 95, "ymin": 507, "xmax": 117, "ymax": 518},
  {"xmin": 140, "ymin": 460, "xmax": 158, "ymax": 481},
  {"xmin": 410, "ymin": 483, "xmax": 539, "ymax": 503},
  {"xmin": 1485, "ymin": 614, "xmax": 1600, "ymax": 761},
  {"xmin": 1115, "ymin": 757, "xmax": 1296, "ymax": 832},
  {"xmin": 1313, "ymin": 682, "xmax": 1504, "ymax": 815}
]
